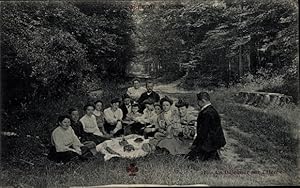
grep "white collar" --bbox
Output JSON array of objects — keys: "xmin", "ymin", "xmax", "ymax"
[
  {"xmin": 110, "ymin": 107, "xmax": 119, "ymax": 112},
  {"xmin": 200, "ymin": 103, "xmax": 211, "ymax": 112},
  {"xmin": 164, "ymin": 110, "xmax": 172, "ymax": 115}
]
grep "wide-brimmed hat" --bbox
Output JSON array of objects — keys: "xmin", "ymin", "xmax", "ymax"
[
  {"xmin": 143, "ymin": 98, "xmax": 155, "ymax": 105},
  {"xmin": 111, "ymin": 97, "xmax": 121, "ymax": 104},
  {"xmin": 160, "ymin": 96, "xmax": 173, "ymax": 105},
  {"xmin": 175, "ymin": 99, "xmax": 189, "ymax": 108}
]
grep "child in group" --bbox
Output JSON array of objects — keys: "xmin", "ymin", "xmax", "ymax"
[
  {"xmin": 143, "ymin": 102, "xmax": 161, "ymax": 138},
  {"xmin": 123, "ymin": 101, "xmax": 143, "ymax": 135},
  {"xmin": 137, "ymin": 99, "xmax": 157, "ymax": 125},
  {"xmin": 120, "ymin": 94, "xmax": 132, "ymax": 119},
  {"xmin": 93, "ymin": 100, "xmax": 108, "ymax": 136}
]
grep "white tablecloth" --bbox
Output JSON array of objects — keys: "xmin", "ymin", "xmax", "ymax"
[{"xmin": 96, "ymin": 134, "xmax": 150, "ymax": 161}]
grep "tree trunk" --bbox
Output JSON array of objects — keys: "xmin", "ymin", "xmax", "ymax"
[
  {"xmin": 247, "ymin": 51, "xmax": 251, "ymax": 73},
  {"xmin": 239, "ymin": 45, "xmax": 243, "ymax": 77},
  {"xmin": 228, "ymin": 58, "xmax": 232, "ymax": 87},
  {"xmin": 296, "ymin": 53, "xmax": 300, "ymax": 106}
]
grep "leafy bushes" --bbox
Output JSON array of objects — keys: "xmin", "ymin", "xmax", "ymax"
[{"xmin": 1, "ymin": 1, "xmax": 134, "ymax": 117}]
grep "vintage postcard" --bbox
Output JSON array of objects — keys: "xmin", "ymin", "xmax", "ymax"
[{"xmin": 1, "ymin": 0, "xmax": 299, "ymax": 187}]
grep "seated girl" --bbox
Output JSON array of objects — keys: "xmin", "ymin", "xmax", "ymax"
[
  {"xmin": 154, "ymin": 100, "xmax": 197, "ymax": 155},
  {"xmin": 175, "ymin": 99, "xmax": 197, "ymax": 139},
  {"xmin": 123, "ymin": 101, "xmax": 143, "ymax": 135},
  {"xmin": 154, "ymin": 96, "xmax": 179, "ymax": 140},
  {"xmin": 103, "ymin": 98, "xmax": 124, "ymax": 137},
  {"xmin": 48, "ymin": 115, "xmax": 96, "ymax": 164},
  {"xmin": 80, "ymin": 104, "xmax": 109, "ymax": 144},
  {"xmin": 143, "ymin": 102, "xmax": 162, "ymax": 138},
  {"xmin": 93, "ymin": 100, "xmax": 108, "ymax": 136},
  {"xmin": 68, "ymin": 108, "xmax": 85, "ymax": 141},
  {"xmin": 136, "ymin": 99, "xmax": 157, "ymax": 125}
]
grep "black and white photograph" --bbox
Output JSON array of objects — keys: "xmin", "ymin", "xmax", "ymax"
[{"xmin": 0, "ymin": 0, "xmax": 299, "ymax": 187}]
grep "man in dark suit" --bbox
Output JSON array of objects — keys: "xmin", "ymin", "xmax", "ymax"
[
  {"xmin": 137, "ymin": 81, "xmax": 160, "ymax": 112},
  {"xmin": 186, "ymin": 92, "xmax": 226, "ymax": 161}
]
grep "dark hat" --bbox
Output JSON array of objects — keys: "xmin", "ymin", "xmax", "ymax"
[
  {"xmin": 122, "ymin": 93, "xmax": 131, "ymax": 100},
  {"xmin": 160, "ymin": 96, "xmax": 173, "ymax": 105},
  {"xmin": 175, "ymin": 99, "xmax": 189, "ymax": 108},
  {"xmin": 111, "ymin": 98, "xmax": 121, "ymax": 104},
  {"xmin": 143, "ymin": 98, "xmax": 154, "ymax": 105},
  {"xmin": 132, "ymin": 101, "xmax": 139, "ymax": 107}
]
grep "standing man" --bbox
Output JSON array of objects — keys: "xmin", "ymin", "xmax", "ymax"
[
  {"xmin": 137, "ymin": 81, "xmax": 160, "ymax": 112},
  {"xmin": 186, "ymin": 92, "xmax": 226, "ymax": 161},
  {"xmin": 127, "ymin": 79, "xmax": 147, "ymax": 101}
]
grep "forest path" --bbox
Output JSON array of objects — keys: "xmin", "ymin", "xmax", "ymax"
[{"xmin": 153, "ymin": 79, "xmax": 284, "ymax": 179}]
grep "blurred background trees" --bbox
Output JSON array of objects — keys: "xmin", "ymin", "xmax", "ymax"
[
  {"xmin": 1, "ymin": 0, "xmax": 298, "ymax": 118},
  {"xmin": 128, "ymin": 0, "xmax": 298, "ymax": 100}
]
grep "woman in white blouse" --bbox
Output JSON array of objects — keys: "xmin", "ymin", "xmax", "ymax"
[
  {"xmin": 49, "ymin": 115, "xmax": 93, "ymax": 163},
  {"xmin": 103, "ymin": 98, "xmax": 124, "ymax": 137},
  {"xmin": 80, "ymin": 104, "xmax": 110, "ymax": 144}
]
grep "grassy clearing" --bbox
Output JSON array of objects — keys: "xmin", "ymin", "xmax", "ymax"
[
  {"xmin": 0, "ymin": 153, "xmax": 292, "ymax": 187},
  {"xmin": 1, "ymin": 81, "xmax": 299, "ymax": 187}
]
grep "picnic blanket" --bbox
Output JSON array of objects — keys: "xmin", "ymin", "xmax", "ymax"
[{"xmin": 96, "ymin": 134, "xmax": 151, "ymax": 161}]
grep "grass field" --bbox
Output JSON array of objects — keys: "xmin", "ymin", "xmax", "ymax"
[{"xmin": 1, "ymin": 82, "xmax": 299, "ymax": 187}]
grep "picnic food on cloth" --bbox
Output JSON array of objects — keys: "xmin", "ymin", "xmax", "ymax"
[
  {"xmin": 134, "ymin": 138, "xmax": 144, "ymax": 143},
  {"xmin": 123, "ymin": 144, "xmax": 135, "ymax": 152},
  {"xmin": 96, "ymin": 134, "xmax": 151, "ymax": 161},
  {"xmin": 119, "ymin": 139, "xmax": 129, "ymax": 146}
]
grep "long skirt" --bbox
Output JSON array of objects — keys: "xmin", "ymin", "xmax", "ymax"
[
  {"xmin": 124, "ymin": 122, "xmax": 145, "ymax": 135},
  {"xmin": 103, "ymin": 122, "xmax": 124, "ymax": 137},
  {"xmin": 157, "ymin": 137, "xmax": 192, "ymax": 155},
  {"xmin": 83, "ymin": 133, "xmax": 108, "ymax": 145},
  {"xmin": 48, "ymin": 142, "xmax": 97, "ymax": 163}
]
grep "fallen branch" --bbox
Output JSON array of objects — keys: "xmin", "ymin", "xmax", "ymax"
[{"xmin": 19, "ymin": 159, "xmax": 34, "ymax": 166}]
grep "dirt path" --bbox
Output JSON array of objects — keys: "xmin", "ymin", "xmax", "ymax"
[{"xmin": 154, "ymin": 81, "xmax": 295, "ymax": 183}]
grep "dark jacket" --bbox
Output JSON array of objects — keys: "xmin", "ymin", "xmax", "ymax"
[
  {"xmin": 120, "ymin": 103, "xmax": 130, "ymax": 120},
  {"xmin": 137, "ymin": 91, "xmax": 160, "ymax": 104},
  {"xmin": 137, "ymin": 91, "xmax": 160, "ymax": 112},
  {"xmin": 192, "ymin": 105, "xmax": 226, "ymax": 152},
  {"xmin": 70, "ymin": 120, "xmax": 85, "ymax": 141}
]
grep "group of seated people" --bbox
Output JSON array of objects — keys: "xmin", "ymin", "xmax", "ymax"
[{"xmin": 48, "ymin": 79, "xmax": 198, "ymax": 164}]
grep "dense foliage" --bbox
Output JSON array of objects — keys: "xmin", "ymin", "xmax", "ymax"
[
  {"xmin": 1, "ymin": 0, "xmax": 298, "ymax": 117},
  {"xmin": 133, "ymin": 0, "xmax": 298, "ymax": 89},
  {"xmin": 1, "ymin": 1, "xmax": 134, "ymax": 115}
]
